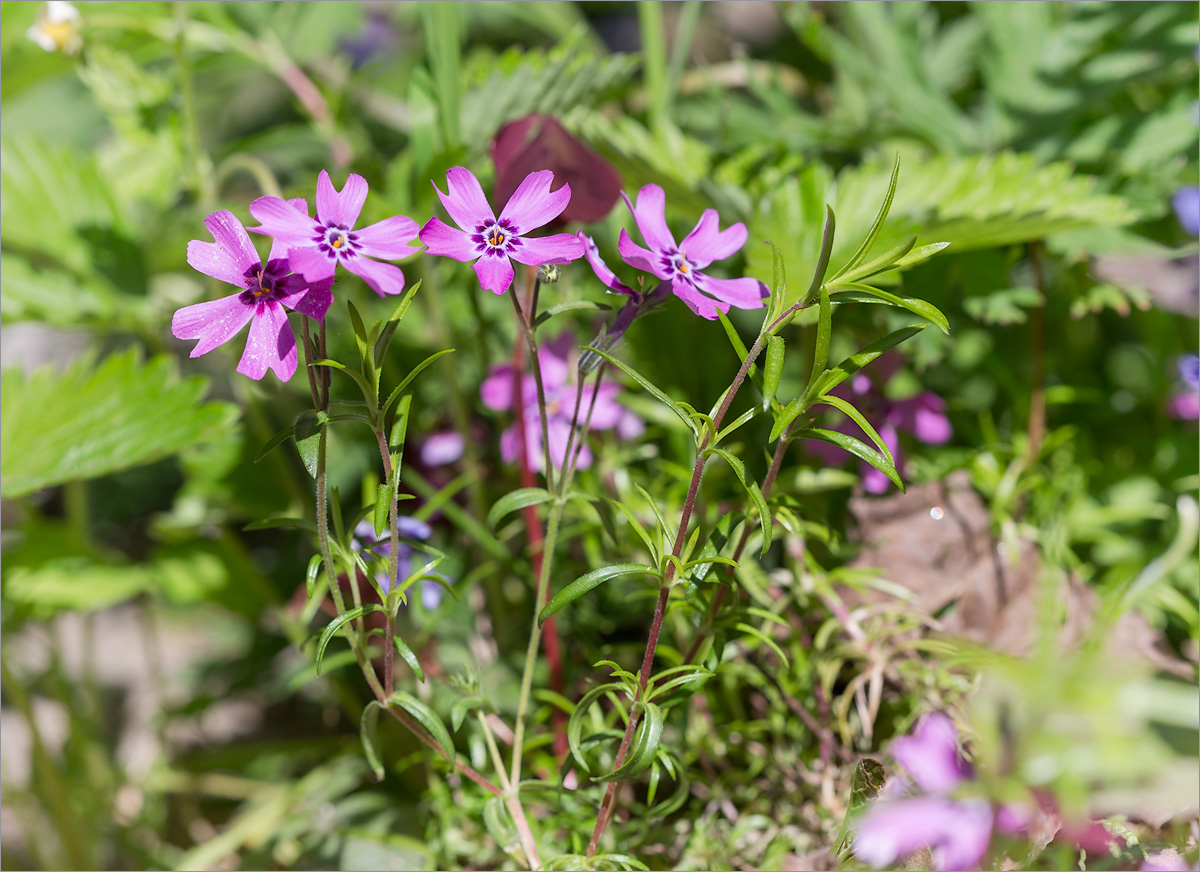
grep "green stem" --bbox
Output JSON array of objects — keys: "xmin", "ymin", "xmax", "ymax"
[
  {"xmin": 478, "ymin": 712, "xmax": 542, "ymax": 871},
  {"xmin": 638, "ymin": 2, "xmax": 668, "ymax": 130},
  {"xmin": 510, "ymin": 285, "xmax": 555, "ymax": 493},
  {"xmin": 509, "ymin": 504, "xmax": 561, "ymax": 785}
]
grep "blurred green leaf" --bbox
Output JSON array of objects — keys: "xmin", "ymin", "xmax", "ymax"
[{"xmin": 0, "ymin": 350, "xmax": 238, "ymax": 498}]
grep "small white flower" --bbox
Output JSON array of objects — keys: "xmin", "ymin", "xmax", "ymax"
[{"xmin": 27, "ymin": 1, "xmax": 82, "ymax": 55}]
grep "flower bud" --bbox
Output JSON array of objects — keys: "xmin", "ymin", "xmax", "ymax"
[{"xmin": 537, "ymin": 263, "xmax": 561, "ymax": 284}]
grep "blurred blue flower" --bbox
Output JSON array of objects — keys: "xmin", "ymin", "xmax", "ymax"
[
  {"xmin": 1172, "ymin": 186, "xmax": 1199, "ymax": 237},
  {"xmin": 353, "ymin": 517, "xmax": 445, "ymax": 609}
]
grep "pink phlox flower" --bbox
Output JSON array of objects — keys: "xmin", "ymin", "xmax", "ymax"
[
  {"xmin": 854, "ymin": 713, "xmax": 994, "ymax": 872},
  {"xmin": 479, "ymin": 334, "xmax": 642, "ymax": 471},
  {"xmin": 615, "ymin": 183, "xmax": 766, "ymax": 320},
  {"xmin": 807, "ymin": 352, "xmax": 951, "ymax": 493},
  {"xmin": 1142, "ymin": 849, "xmax": 1195, "ymax": 871},
  {"xmin": 418, "ymin": 167, "xmax": 586, "ymax": 295},
  {"xmin": 173, "ymin": 208, "xmax": 332, "ymax": 381},
  {"xmin": 248, "ymin": 170, "xmax": 420, "ymax": 298}
]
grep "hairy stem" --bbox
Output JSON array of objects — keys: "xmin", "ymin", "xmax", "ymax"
[
  {"xmin": 479, "ymin": 712, "xmax": 542, "ymax": 870},
  {"xmin": 588, "ymin": 334, "xmax": 767, "ymax": 855}
]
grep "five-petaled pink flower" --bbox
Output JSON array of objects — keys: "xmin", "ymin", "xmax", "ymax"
[
  {"xmin": 418, "ymin": 167, "xmax": 586, "ymax": 295},
  {"xmin": 249, "ymin": 170, "xmax": 420, "ymax": 298},
  {"xmin": 617, "ymin": 184, "xmax": 766, "ymax": 320},
  {"xmin": 173, "ymin": 209, "xmax": 332, "ymax": 381}
]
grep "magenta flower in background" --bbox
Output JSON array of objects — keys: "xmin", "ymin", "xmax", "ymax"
[
  {"xmin": 419, "ymin": 167, "xmax": 586, "ymax": 295},
  {"xmin": 419, "ymin": 430, "xmax": 466, "ymax": 467},
  {"xmin": 172, "ymin": 209, "xmax": 332, "ymax": 381},
  {"xmin": 807, "ymin": 352, "xmax": 951, "ymax": 493},
  {"xmin": 249, "ymin": 170, "xmax": 419, "ymax": 297},
  {"xmin": 1170, "ymin": 354, "xmax": 1199, "ymax": 420},
  {"xmin": 616, "ymin": 184, "xmax": 766, "ymax": 320},
  {"xmin": 480, "ymin": 334, "xmax": 643, "ymax": 471}
]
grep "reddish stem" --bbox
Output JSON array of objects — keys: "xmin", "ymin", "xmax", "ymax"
[{"xmin": 510, "ymin": 276, "xmax": 568, "ymax": 757}]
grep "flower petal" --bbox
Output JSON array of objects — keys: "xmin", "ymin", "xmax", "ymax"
[
  {"xmin": 669, "ymin": 276, "xmax": 730, "ymax": 320},
  {"xmin": 692, "ymin": 273, "xmax": 768, "ymax": 310},
  {"xmin": 681, "ymin": 210, "xmax": 748, "ymax": 269},
  {"xmin": 892, "ymin": 713, "xmax": 970, "ymax": 796},
  {"xmin": 187, "ymin": 210, "xmax": 261, "ymax": 287},
  {"xmin": 343, "ymin": 255, "xmax": 407, "ymax": 297},
  {"xmin": 420, "ymin": 431, "xmax": 465, "ymax": 466},
  {"xmin": 617, "ymin": 410, "xmax": 646, "ymax": 440},
  {"xmin": 287, "ymin": 245, "xmax": 338, "ymax": 285},
  {"xmin": 890, "ymin": 393, "xmax": 952, "ymax": 445},
  {"xmin": 473, "ymin": 253, "xmax": 515, "ymax": 295},
  {"xmin": 419, "ymin": 217, "xmax": 483, "ymax": 262},
  {"xmin": 172, "ymin": 293, "xmax": 254, "ymax": 357},
  {"xmin": 498, "ymin": 170, "xmax": 570, "ymax": 232},
  {"xmin": 932, "ymin": 799, "xmax": 994, "ymax": 872},
  {"xmin": 546, "ymin": 417, "xmax": 577, "ymax": 469},
  {"xmin": 278, "ymin": 277, "xmax": 334, "ymax": 322},
  {"xmin": 355, "ymin": 215, "xmax": 421, "ymax": 259},
  {"xmin": 317, "ymin": 170, "xmax": 369, "ymax": 229},
  {"xmin": 618, "ymin": 229, "xmax": 670, "ymax": 278},
  {"xmin": 507, "ymin": 232, "xmax": 585, "ymax": 267},
  {"xmin": 621, "ymin": 184, "xmax": 676, "ymax": 253},
  {"xmin": 237, "ymin": 301, "xmax": 297, "ymax": 381},
  {"xmin": 579, "ymin": 383, "xmax": 624, "ymax": 430},
  {"xmin": 579, "ymin": 232, "xmax": 634, "ymax": 294},
  {"xmin": 481, "ymin": 364, "xmax": 535, "ymax": 411},
  {"xmin": 267, "ymin": 198, "xmax": 311, "ymax": 262},
  {"xmin": 855, "ymin": 796, "xmax": 991, "ymax": 872},
  {"xmin": 435, "ymin": 167, "xmax": 495, "ymax": 231},
  {"xmin": 249, "ymin": 196, "xmax": 320, "ymax": 244}
]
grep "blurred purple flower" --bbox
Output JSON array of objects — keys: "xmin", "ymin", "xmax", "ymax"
[
  {"xmin": 172, "ymin": 209, "xmax": 332, "ymax": 381},
  {"xmin": 480, "ymin": 334, "xmax": 642, "ymax": 471},
  {"xmin": 491, "ymin": 115, "xmax": 622, "ymax": 227},
  {"xmin": 353, "ymin": 518, "xmax": 444, "ymax": 609},
  {"xmin": 340, "ymin": 10, "xmax": 398, "ymax": 69},
  {"xmin": 1171, "ymin": 354, "xmax": 1200, "ymax": 420},
  {"xmin": 617, "ymin": 184, "xmax": 767, "ymax": 320},
  {"xmin": 419, "ymin": 430, "xmax": 466, "ymax": 467},
  {"xmin": 249, "ymin": 171, "xmax": 420, "ymax": 298},
  {"xmin": 807, "ymin": 353, "xmax": 951, "ymax": 493},
  {"xmin": 419, "ymin": 167, "xmax": 586, "ymax": 295},
  {"xmin": 855, "ymin": 713, "xmax": 994, "ymax": 872},
  {"xmin": 1141, "ymin": 849, "xmax": 1193, "ymax": 871},
  {"xmin": 1173, "ymin": 187, "xmax": 1199, "ymax": 237}
]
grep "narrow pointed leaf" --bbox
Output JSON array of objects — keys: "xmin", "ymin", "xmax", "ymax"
[
  {"xmin": 593, "ymin": 702, "xmax": 664, "ymax": 782},
  {"xmin": 798, "ymin": 428, "xmax": 904, "ymax": 491},
  {"xmin": 770, "ymin": 398, "xmax": 803, "ymax": 442},
  {"xmin": 804, "ymin": 283, "xmax": 832, "ymax": 399},
  {"xmin": 255, "ymin": 424, "xmax": 296, "ymax": 463},
  {"xmin": 387, "ymin": 690, "xmax": 455, "ymax": 764},
  {"xmin": 534, "ymin": 300, "xmax": 610, "ymax": 326},
  {"xmin": 815, "ymin": 394, "xmax": 895, "ymax": 466},
  {"xmin": 305, "ymin": 553, "xmax": 323, "ymax": 598},
  {"xmin": 374, "ymin": 481, "xmax": 393, "ymax": 538},
  {"xmin": 568, "ymin": 682, "xmax": 625, "ymax": 774},
  {"xmin": 797, "ymin": 205, "xmax": 836, "ymax": 311},
  {"xmin": 381, "ymin": 348, "xmax": 457, "ymax": 417},
  {"xmin": 539, "ymin": 564, "xmax": 657, "ymax": 625},
  {"xmin": 374, "ymin": 280, "xmax": 423, "ymax": 363},
  {"xmin": 487, "ymin": 487, "xmax": 553, "ymax": 529},
  {"xmin": 361, "ymin": 700, "xmax": 387, "ymax": 781},
  {"xmin": 293, "ymin": 409, "xmax": 327, "ymax": 478},
  {"xmin": 393, "ymin": 635, "xmax": 425, "ymax": 683},
  {"xmin": 316, "ymin": 604, "xmax": 384, "ymax": 674},
  {"xmin": 830, "ymin": 153, "xmax": 899, "ymax": 281},
  {"xmin": 763, "ymin": 335, "xmax": 785, "ymax": 406},
  {"xmin": 833, "ymin": 236, "xmax": 917, "ymax": 285},
  {"xmin": 828, "ymin": 282, "xmax": 949, "ymax": 334},
  {"xmin": 704, "ymin": 447, "xmax": 772, "ymax": 556},
  {"xmin": 810, "ymin": 325, "xmax": 927, "ymax": 399},
  {"xmin": 583, "ymin": 346, "xmax": 697, "ymax": 437}
]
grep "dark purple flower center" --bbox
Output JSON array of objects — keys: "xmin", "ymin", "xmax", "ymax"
[
  {"xmin": 313, "ymin": 222, "xmax": 361, "ymax": 261},
  {"xmin": 239, "ymin": 258, "xmax": 290, "ymax": 306},
  {"xmin": 471, "ymin": 218, "xmax": 523, "ymax": 258},
  {"xmin": 661, "ymin": 248, "xmax": 697, "ymax": 283}
]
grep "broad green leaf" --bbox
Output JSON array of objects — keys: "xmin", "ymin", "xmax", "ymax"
[
  {"xmin": 704, "ymin": 447, "xmax": 773, "ymax": 556},
  {"xmin": 797, "ymin": 428, "xmax": 904, "ymax": 491},
  {"xmin": 539, "ymin": 564, "xmax": 657, "ymax": 625},
  {"xmin": 0, "ymin": 350, "xmax": 238, "ymax": 498},
  {"xmin": 828, "ymin": 282, "xmax": 950, "ymax": 334},
  {"xmin": 487, "ymin": 487, "xmax": 553, "ymax": 529},
  {"xmin": 316, "ymin": 605, "xmax": 384, "ymax": 674},
  {"xmin": 593, "ymin": 702, "xmax": 664, "ymax": 782},
  {"xmin": 388, "ymin": 690, "xmax": 456, "ymax": 764}
]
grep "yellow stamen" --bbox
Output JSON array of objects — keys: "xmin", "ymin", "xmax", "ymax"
[
  {"xmin": 331, "ymin": 236, "xmax": 343, "ymax": 249},
  {"xmin": 679, "ymin": 262, "xmax": 688, "ymax": 273}
]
